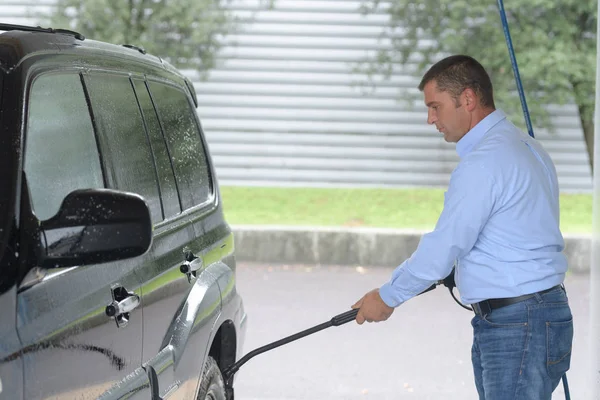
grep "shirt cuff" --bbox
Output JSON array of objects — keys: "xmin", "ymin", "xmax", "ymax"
[{"xmin": 379, "ymin": 282, "xmax": 404, "ymax": 308}]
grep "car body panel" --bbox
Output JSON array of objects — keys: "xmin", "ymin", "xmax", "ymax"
[
  {"xmin": 0, "ymin": 287, "xmax": 24, "ymax": 400},
  {"xmin": 16, "ymin": 264, "xmax": 150, "ymax": 400}
]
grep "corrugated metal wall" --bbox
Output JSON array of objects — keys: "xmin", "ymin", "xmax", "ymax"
[{"xmin": 1, "ymin": 0, "xmax": 593, "ymax": 192}]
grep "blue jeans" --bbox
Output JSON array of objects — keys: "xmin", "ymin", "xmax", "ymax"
[{"xmin": 471, "ymin": 286, "xmax": 573, "ymax": 400}]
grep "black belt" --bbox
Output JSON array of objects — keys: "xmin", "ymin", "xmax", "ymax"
[{"xmin": 472, "ymin": 285, "xmax": 562, "ymax": 316}]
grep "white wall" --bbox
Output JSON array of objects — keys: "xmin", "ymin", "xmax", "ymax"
[{"xmin": 1, "ymin": 0, "xmax": 593, "ymax": 192}]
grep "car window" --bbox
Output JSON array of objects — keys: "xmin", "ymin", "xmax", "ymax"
[
  {"xmin": 24, "ymin": 73, "xmax": 104, "ymax": 221},
  {"xmin": 85, "ymin": 74, "xmax": 162, "ymax": 224},
  {"xmin": 148, "ymin": 81, "xmax": 212, "ymax": 210},
  {"xmin": 132, "ymin": 79, "xmax": 181, "ymax": 219}
]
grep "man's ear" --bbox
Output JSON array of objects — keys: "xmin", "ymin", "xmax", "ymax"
[{"xmin": 463, "ymin": 88, "xmax": 477, "ymax": 111}]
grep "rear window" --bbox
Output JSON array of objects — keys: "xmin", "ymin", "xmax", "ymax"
[
  {"xmin": 133, "ymin": 78, "xmax": 181, "ymax": 219},
  {"xmin": 84, "ymin": 73, "xmax": 163, "ymax": 224},
  {"xmin": 147, "ymin": 81, "xmax": 212, "ymax": 210}
]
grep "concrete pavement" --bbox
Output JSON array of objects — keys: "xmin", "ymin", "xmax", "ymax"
[{"xmin": 232, "ymin": 225, "xmax": 592, "ymax": 273}]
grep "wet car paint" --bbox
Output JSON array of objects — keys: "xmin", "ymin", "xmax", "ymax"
[
  {"xmin": 0, "ymin": 287, "xmax": 24, "ymax": 400},
  {"xmin": 16, "ymin": 262, "xmax": 150, "ymax": 400},
  {"xmin": 0, "ymin": 27, "xmax": 246, "ymax": 400}
]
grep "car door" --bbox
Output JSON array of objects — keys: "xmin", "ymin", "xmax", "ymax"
[
  {"xmin": 83, "ymin": 70, "xmax": 180, "ymax": 395},
  {"xmin": 134, "ymin": 78, "xmax": 223, "ymax": 399},
  {"xmin": 17, "ymin": 71, "xmax": 150, "ymax": 400},
  {"xmin": 84, "ymin": 71, "xmax": 209, "ymax": 399}
]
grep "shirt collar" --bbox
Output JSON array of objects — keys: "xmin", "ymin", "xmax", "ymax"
[{"xmin": 456, "ymin": 109, "xmax": 506, "ymax": 158}]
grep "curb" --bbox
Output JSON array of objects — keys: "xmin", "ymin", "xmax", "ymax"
[{"xmin": 231, "ymin": 225, "xmax": 592, "ymax": 274}]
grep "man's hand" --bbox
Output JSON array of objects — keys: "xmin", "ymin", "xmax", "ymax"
[{"xmin": 351, "ymin": 288, "xmax": 395, "ymax": 325}]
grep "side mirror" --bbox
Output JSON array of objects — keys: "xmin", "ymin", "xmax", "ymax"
[{"xmin": 40, "ymin": 189, "xmax": 152, "ymax": 268}]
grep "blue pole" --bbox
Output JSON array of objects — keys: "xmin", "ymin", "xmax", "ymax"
[
  {"xmin": 496, "ymin": 2, "xmax": 571, "ymax": 398},
  {"xmin": 498, "ymin": 6, "xmax": 571, "ymax": 400},
  {"xmin": 496, "ymin": 0, "xmax": 535, "ymax": 138}
]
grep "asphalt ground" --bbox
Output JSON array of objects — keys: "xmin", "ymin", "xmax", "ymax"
[{"xmin": 233, "ymin": 263, "xmax": 591, "ymax": 399}]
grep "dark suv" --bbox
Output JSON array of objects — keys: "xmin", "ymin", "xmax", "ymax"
[{"xmin": 0, "ymin": 24, "xmax": 246, "ymax": 400}]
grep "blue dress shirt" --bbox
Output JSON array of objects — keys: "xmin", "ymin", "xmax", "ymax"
[{"xmin": 379, "ymin": 109, "xmax": 568, "ymax": 306}]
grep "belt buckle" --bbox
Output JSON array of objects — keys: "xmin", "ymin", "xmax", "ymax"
[{"xmin": 473, "ymin": 301, "xmax": 491, "ymax": 317}]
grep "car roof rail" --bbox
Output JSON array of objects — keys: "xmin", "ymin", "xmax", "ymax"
[
  {"xmin": 0, "ymin": 23, "xmax": 85, "ymax": 41},
  {"xmin": 122, "ymin": 44, "xmax": 146, "ymax": 54}
]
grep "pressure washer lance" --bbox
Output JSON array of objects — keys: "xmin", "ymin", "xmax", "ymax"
[
  {"xmin": 220, "ymin": 279, "xmax": 447, "ymax": 399},
  {"xmin": 221, "ymin": 272, "xmax": 570, "ymax": 400},
  {"xmin": 221, "ymin": 308, "xmax": 359, "ymax": 397}
]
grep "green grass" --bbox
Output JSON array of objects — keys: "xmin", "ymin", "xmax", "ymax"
[{"xmin": 220, "ymin": 187, "xmax": 593, "ymax": 234}]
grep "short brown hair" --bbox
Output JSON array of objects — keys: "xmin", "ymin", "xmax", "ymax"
[{"xmin": 418, "ymin": 55, "xmax": 495, "ymax": 108}]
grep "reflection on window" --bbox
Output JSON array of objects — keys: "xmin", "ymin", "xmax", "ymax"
[
  {"xmin": 148, "ymin": 81, "xmax": 211, "ymax": 210},
  {"xmin": 133, "ymin": 79, "xmax": 181, "ymax": 219},
  {"xmin": 25, "ymin": 73, "xmax": 103, "ymax": 221},
  {"xmin": 85, "ymin": 74, "xmax": 162, "ymax": 224}
]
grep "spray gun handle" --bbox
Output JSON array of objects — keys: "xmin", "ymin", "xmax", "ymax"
[
  {"xmin": 331, "ymin": 309, "xmax": 359, "ymax": 326},
  {"xmin": 333, "ymin": 281, "xmax": 441, "ymax": 326}
]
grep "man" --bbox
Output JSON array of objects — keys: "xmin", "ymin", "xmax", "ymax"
[{"xmin": 352, "ymin": 55, "xmax": 573, "ymax": 400}]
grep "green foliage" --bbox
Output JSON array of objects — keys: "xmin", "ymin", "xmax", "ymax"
[
  {"xmin": 46, "ymin": 0, "xmax": 247, "ymax": 74},
  {"xmin": 357, "ymin": 0, "xmax": 597, "ymax": 138}
]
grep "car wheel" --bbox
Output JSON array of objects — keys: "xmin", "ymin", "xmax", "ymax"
[{"xmin": 197, "ymin": 356, "xmax": 226, "ymax": 400}]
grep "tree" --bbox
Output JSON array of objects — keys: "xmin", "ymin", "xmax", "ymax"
[
  {"xmin": 357, "ymin": 0, "xmax": 597, "ymax": 170},
  {"xmin": 45, "ymin": 0, "xmax": 249, "ymax": 75}
]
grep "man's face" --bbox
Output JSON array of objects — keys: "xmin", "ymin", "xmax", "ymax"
[{"xmin": 423, "ymin": 80, "xmax": 470, "ymax": 143}]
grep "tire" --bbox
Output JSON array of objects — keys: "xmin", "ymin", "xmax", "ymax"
[{"xmin": 197, "ymin": 356, "xmax": 226, "ymax": 400}]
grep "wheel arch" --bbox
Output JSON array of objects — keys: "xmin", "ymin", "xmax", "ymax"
[{"xmin": 208, "ymin": 319, "xmax": 237, "ymax": 372}]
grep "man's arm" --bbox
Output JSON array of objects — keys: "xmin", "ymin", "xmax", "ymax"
[{"xmin": 378, "ymin": 161, "xmax": 497, "ymax": 308}]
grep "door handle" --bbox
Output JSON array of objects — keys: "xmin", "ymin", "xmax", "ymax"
[
  {"xmin": 106, "ymin": 286, "xmax": 140, "ymax": 328},
  {"xmin": 180, "ymin": 258, "xmax": 203, "ymax": 283}
]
